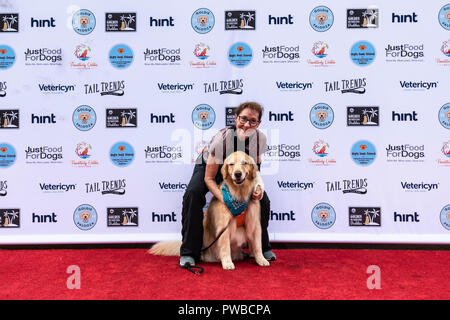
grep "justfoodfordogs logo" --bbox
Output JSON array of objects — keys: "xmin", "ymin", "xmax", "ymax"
[
  {"xmin": 311, "ymin": 203, "xmax": 336, "ymax": 229},
  {"xmin": 228, "ymin": 42, "xmax": 253, "ymax": 67},
  {"xmin": 439, "ymin": 103, "xmax": 450, "ymax": 129},
  {"xmin": 107, "ymin": 207, "xmax": 138, "ymax": 227},
  {"xmin": 105, "ymin": 13, "xmax": 136, "ymax": 32},
  {"xmin": 192, "ymin": 104, "xmax": 215, "ymax": 130},
  {"xmin": 349, "ymin": 207, "xmax": 381, "ymax": 226},
  {"xmin": 326, "ymin": 178, "xmax": 368, "ymax": 194},
  {"xmin": 204, "ymin": 79, "xmax": 243, "ymax": 95},
  {"xmin": 25, "ymin": 146, "xmax": 63, "ymax": 164},
  {"xmin": 73, "ymin": 204, "xmax": 97, "ymax": 231},
  {"xmin": 347, "ymin": 106, "xmax": 379, "ymax": 126},
  {"xmin": 144, "ymin": 47, "xmax": 181, "ymax": 66},
  {"xmin": 261, "ymin": 45, "xmax": 300, "ymax": 63},
  {"xmin": 225, "ymin": 11, "xmax": 255, "ymax": 30},
  {"xmin": 350, "ymin": 41, "xmax": 376, "ymax": 66},
  {"xmin": 0, "ymin": 14, "xmax": 18, "ymax": 32},
  {"xmin": 0, "ymin": 209, "xmax": 19, "ymax": 228},
  {"xmin": 351, "ymin": 140, "xmax": 376, "ymax": 166},
  {"xmin": 84, "ymin": 80, "xmax": 125, "ymax": 96},
  {"xmin": 309, "ymin": 6, "xmax": 334, "ymax": 32},
  {"xmin": 1, "ymin": 109, "xmax": 19, "ymax": 128},
  {"xmin": 72, "ymin": 9, "xmax": 95, "ymax": 35},
  {"xmin": 110, "ymin": 142, "xmax": 135, "ymax": 167},
  {"xmin": 308, "ymin": 41, "xmax": 336, "ymax": 67},
  {"xmin": 386, "ymin": 144, "xmax": 425, "ymax": 163},
  {"xmin": 191, "ymin": 8, "xmax": 214, "ymax": 34},
  {"xmin": 0, "ymin": 45, "xmax": 16, "ymax": 70},
  {"xmin": 73, "ymin": 105, "xmax": 96, "ymax": 131},
  {"xmin": 309, "ymin": 140, "xmax": 336, "ymax": 166},
  {"xmin": 347, "ymin": 9, "xmax": 379, "ymax": 28},
  {"xmin": 0, "ymin": 143, "xmax": 16, "ymax": 168},
  {"xmin": 310, "ymin": 103, "xmax": 334, "ymax": 129},
  {"xmin": 385, "ymin": 43, "xmax": 424, "ymax": 62},
  {"xmin": 264, "ymin": 144, "xmax": 301, "ymax": 162},
  {"xmin": 145, "ymin": 145, "xmax": 183, "ymax": 163},
  {"xmin": 438, "ymin": 4, "xmax": 450, "ymax": 30},
  {"xmin": 106, "ymin": 109, "xmax": 137, "ymax": 128},
  {"xmin": 325, "ymin": 77, "xmax": 367, "ymax": 94},
  {"xmin": 24, "ymin": 48, "xmax": 62, "ymax": 66},
  {"xmin": 85, "ymin": 179, "xmax": 126, "ymax": 195},
  {"xmin": 190, "ymin": 43, "xmax": 216, "ymax": 68}
]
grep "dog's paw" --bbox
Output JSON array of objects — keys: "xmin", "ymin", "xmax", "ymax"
[
  {"xmin": 256, "ymin": 257, "xmax": 270, "ymax": 267},
  {"xmin": 221, "ymin": 260, "xmax": 235, "ymax": 270}
]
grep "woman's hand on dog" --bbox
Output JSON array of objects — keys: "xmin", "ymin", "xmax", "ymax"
[{"xmin": 252, "ymin": 185, "xmax": 263, "ymax": 201}]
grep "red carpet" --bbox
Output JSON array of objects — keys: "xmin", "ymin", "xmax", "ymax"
[{"xmin": 0, "ymin": 248, "xmax": 448, "ymax": 300}]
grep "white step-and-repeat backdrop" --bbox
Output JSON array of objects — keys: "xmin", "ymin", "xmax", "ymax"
[{"xmin": 0, "ymin": 0, "xmax": 449, "ymax": 244}]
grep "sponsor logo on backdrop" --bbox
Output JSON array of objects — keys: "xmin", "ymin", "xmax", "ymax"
[
  {"xmin": 72, "ymin": 142, "xmax": 98, "ymax": 167},
  {"xmin": 204, "ymin": 79, "xmax": 243, "ymax": 95},
  {"xmin": 158, "ymin": 82, "xmax": 194, "ymax": 93},
  {"xmin": 263, "ymin": 144, "xmax": 301, "ymax": 162},
  {"xmin": 0, "ymin": 45, "xmax": 16, "ymax": 69},
  {"xmin": 152, "ymin": 211, "xmax": 177, "ymax": 223},
  {"xmin": 437, "ymin": 40, "xmax": 450, "ymax": 66},
  {"xmin": 24, "ymin": 48, "xmax": 62, "ymax": 66},
  {"xmin": 32, "ymin": 212, "xmax": 57, "ymax": 224},
  {"xmin": 30, "ymin": 17, "xmax": 56, "ymax": 28},
  {"xmin": 106, "ymin": 109, "xmax": 137, "ymax": 128},
  {"xmin": 439, "ymin": 103, "xmax": 450, "ymax": 129},
  {"xmin": 0, "ymin": 143, "xmax": 16, "ymax": 168},
  {"xmin": 228, "ymin": 42, "xmax": 252, "ymax": 67},
  {"xmin": 310, "ymin": 103, "xmax": 334, "ymax": 129},
  {"xmin": 72, "ymin": 9, "xmax": 96, "ymax": 35},
  {"xmin": 268, "ymin": 14, "xmax": 293, "ymax": 25},
  {"xmin": 0, "ymin": 13, "xmax": 18, "ymax": 32},
  {"xmin": 159, "ymin": 181, "xmax": 187, "ymax": 192},
  {"xmin": 39, "ymin": 83, "xmax": 75, "ymax": 95},
  {"xmin": 401, "ymin": 181, "xmax": 439, "ymax": 192},
  {"xmin": 73, "ymin": 204, "xmax": 97, "ymax": 231},
  {"xmin": 105, "ymin": 13, "xmax": 136, "ymax": 32},
  {"xmin": 440, "ymin": 204, "xmax": 450, "ymax": 230},
  {"xmin": 72, "ymin": 105, "xmax": 96, "ymax": 131},
  {"xmin": 392, "ymin": 12, "xmax": 418, "ymax": 23},
  {"xmin": 308, "ymin": 140, "xmax": 336, "ymax": 166},
  {"xmin": 347, "ymin": 9, "xmax": 379, "ymax": 28},
  {"xmin": 190, "ymin": 42, "xmax": 216, "ymax": 68},
  {"xmin": 308, "ymin": 41, "xmax": 336, "ymax": 67},
  {"xmin": 0, "ymin": 209, "xmax": 19, "ymax": 228},
  {"xmin": 399, "ymin": 80, "xmax": 438, "ymax": 91},
  {"xmin": 326, "ymin": 178, "xmax": 368, "ymax": 194},
  {"xmin": 84, "ymin": 80, "xmax": 124, "ymax": 96},
  {"xmin": 191, "ymin": 8, "xmax": 214, "ymax": 34},
  {"xmin": 351, "ymin": 140, "xmax": 376, "ymax": 166},
  {"xmin": 438, "ymin": 4, "xmax": 450, "ymax": 30},
  {"xmin": 309, "ymin": 6, "xmax": 333, "ymax": 32},
  {"xmin": 311, "ymin": 203, "xmax": 335, "ymax": 229},
  {"xmin": 276, "ymin": 81, "xmax": 313, "ymax": 92},
  {"xmin": 385, "ymin": 43, "xmax": 424, "ymax": 62},
  {"xmin": 110, "ymin": 142, "xmax": 135, "ymax": 167},
  {"xmin": 349, "ymin": 207, "xmax": 381, "ymax": 226},
  {"xmin": 145, "ymin": 145, "xmax": 183, "ymax": 164},
  {"xmin": 31, "ymin": 113, "xmax": 57, "ymax": 125},
  {"xmin": 268, "ymin": 111, "xmax": 294, "ymax": 122},
  {"xmin": 0, "ymin": 180, "xmax": 6, "ymax": 196},
  {"xmin": 150, "ymin": 16, "xmax": 174, "ymax": 27},
  {"xmin": 1, "ymin": 109, "xmax": 19, "ymax": 128},
  {"xmin": 25, "ymin": 146, "xmax": 63, "ymax": 164},
  {"xmin": 350, "ymin": 41, "xmax": 376, "ymax": 66},
  {"xmin": 109, "ymin": 44, "xmax": 134, "ymax": 69},
  {"xmin": 225, "ymin": 107, "xmax": 236, "ymax": 126},
  {"xmin": 144, "ymin": 47, "xmax": 181, "ymax": 66},
  {"xmin": 438, "ymin": 141, "xmax": 450, "ymax": 165},
  {"xmin": 276, "ymin": 180, "xmax": 314, "ymax": 192},
  {"xmin": 85, "ymin": 179, "xmax": 126, "ymax": 195},
  {"xmin": 192, "ymin": 104, "xmax": 215, "ymax": 130},
  {"xmin": 71, "ymin": 44, "xmax": 98, "ymax": 69},
  {"xmin": 392, "ymin": 110, "xmax": 418, "ymax": 122},
  {"xmin": 270, "ymin": 210, "xmax": 296, "ymax": 221},
  {"xmin": 39, "ymin": 182, "xmax": 76, "ymax": 194},
  {"xmin": 325, "ymin": 77, "xmax": 366, "ymax": 94},
  {"xmin": 394, "ymin": 211, "xmax": 420, "ymax": 223},
  {"xmin": 150, "ymin": 112, "xmax": 175, "ymax": 124},
  {"xmin": 225, "ymin": 11, "xmax": 255, "ymax": 30},
  {"xmin": 107, "ymin": 207, "xmax": 138, "ymax": 226},
  {"xmin": 386, "ymin": 144, "xmax": 425, "ymax": 163},
  {"xmin": 0, "ymin": 81, "xmax": 6, "ymax": 97},
  {"xmin": 347, "ymin": 106, "xmax": 379, "ymax": 126},
  {"xmin": 262, "ymin": 45, "xmax": 300, "ymax": 63}
]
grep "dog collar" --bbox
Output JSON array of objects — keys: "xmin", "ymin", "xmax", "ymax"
[{"xmin": 222, "ymin": 182, "xmax": 251, "ymax": 217}]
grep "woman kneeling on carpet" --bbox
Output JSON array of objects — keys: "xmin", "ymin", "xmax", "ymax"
[{"xmin": 179, "ymin": 101, "xmax": 275, "ymax": 267}]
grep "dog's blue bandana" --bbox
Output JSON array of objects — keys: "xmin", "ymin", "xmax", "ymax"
[{"xmin": 222, "ymin": 182, "xmax": 251, "ymax": 217}]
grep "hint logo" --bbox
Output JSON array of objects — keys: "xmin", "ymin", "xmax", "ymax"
[
  {"xmin": 270, "ymin": 210, "xmax": 296, "ymax": 221},
  {"xmin": 150, "ymin": 16, "xmax": 174, "ymax": 27},
  {"xmin": 30, "ymin": 17, "xmax": 56, "ymax": 28},
  {"xmin": 268, "ymin": 14, "xmax": 293, "ymax": 25},
  {"xmin": 392, "ymin": 12, "xmax": 418, "ymax": 23},
  {"xmin": 394, "ymin": 212, "xmax": 420, "ymax": 222}
]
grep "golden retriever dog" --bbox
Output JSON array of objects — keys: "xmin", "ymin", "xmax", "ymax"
[{"xmin": 149, "ymin": 151, "xmax": 269, "ymax": 270}]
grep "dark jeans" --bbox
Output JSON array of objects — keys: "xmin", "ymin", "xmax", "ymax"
[{"xmin": 180, "ymin": 163, "xmax": 271, "ymax": 261}]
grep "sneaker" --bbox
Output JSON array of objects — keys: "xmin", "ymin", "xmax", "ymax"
[
  {"xmin": 179, "ymin": 255, "xmax": 195, "ymax": 268},
  {"xmin": 263, "ymin": 250, "xmax": 276, "ymax": 261}
]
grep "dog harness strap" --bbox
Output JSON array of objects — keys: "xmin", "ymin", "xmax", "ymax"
[{"xmin": 222, "ymin": 182, "xmax": 251, "ymax": 217}]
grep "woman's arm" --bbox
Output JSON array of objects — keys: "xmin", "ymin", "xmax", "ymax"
[{"xmin": 204, "ymin": 154, "xmax": 224, "ymax": 202}]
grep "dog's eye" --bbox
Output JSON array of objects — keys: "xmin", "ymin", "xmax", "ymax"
[
  {"xmin": 229, "ymin": 162, "xmax": 234, "ymax": 166},
  {"xmin": 241, "ymin": 161, "xmax": 247, "ymax": 165}
]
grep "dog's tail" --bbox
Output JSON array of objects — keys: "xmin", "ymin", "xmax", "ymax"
[{"xmin": 148, "ymin": 241, "xmax": 182, "ymax": 256}]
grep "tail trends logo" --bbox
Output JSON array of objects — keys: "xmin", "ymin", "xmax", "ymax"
[
  {"xmin": 312, "ymin": 203, "xmax": 336, "ymax": 229},
  {"xmin": 309, "ymin": 6, "xmax": 333, "ymax": 32},
  {"xmin": 438, "ymin": 4, "xmax": 450, "ymax": 30},
  {"xmin": 350, "ymin": 41, "xmax": 376, "ymax": 66},
  {"xmin": 0, "ymin": 45, "xmax": 15, "ymax": 70},
  {"xmin": 72, "ymin": 9, "xmax": 96, "ymax": 35},
  {"xmin": 191, "ymin": 8, "xmax": 214, "ymax": 34},
  {"xmin": 0, "ymin": 14, "xmax": 18, "ymax": 32}
]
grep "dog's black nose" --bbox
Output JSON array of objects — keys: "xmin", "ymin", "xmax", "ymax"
[{"xmin": 234, "ymin": 171, "xmax": 242, "ymax": 179}]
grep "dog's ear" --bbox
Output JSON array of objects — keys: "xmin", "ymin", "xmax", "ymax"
[
  {"xmin": 221, "ymin": 163, "xmax": 228, "ymax": 180},
  {"xmin": 250, "ymin": 163, "xmax": 258, "ymax": 180}
]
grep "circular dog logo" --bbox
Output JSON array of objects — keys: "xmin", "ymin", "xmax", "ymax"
[
  {"xmin": 73, "ymin": 105, "xmax": 96, "ymax": 131},
  {"xmin": 440, "ymin": 204, "xmax": 450, "ymax": 230},
  {"xmin": 74, "ymin": 204, "xmax": 97, "ymax": 231},
  {"xmin": 439, "ymin": 103, "xmax": 450, "ymax": 129},
  {"xmin": 351, "ymin": 140, "xmax": 376, "ymax": 166},
  {"xmin": 350, "ymin": 41, "xmax": 376, "ymax": 66},
  {"xmin": 228, "ymin": 42, "xmax": 253, "ymax": 68},
  {"xmin": 438, "ymin": 4, "xmax": 450, "ymax": 30},
  {"xmin": 109, "ymin": 44, "xmax": 134, "ymax": 69},
  {"xmin": 0, "ymin": 143, "xmax": 16, "ymax": 168},
  {"xmin": 192, "ymin": 104, "xmax": 215, "ymax": 130},
  {"xmin": 309, "ymin": 6, "xmax": 334, "ymax": 32},
  {"xmin": 310, "ymin": 103, "xmax": 334, "ymax": 129},
  {"xmin": 191, "ymin": 8, "xmax": 215, "ymax": 34},
  {"xmin": 72, "ymin": 9, "xmax": 96, "ymax": 35},
  {"xmin": 0, "ymin": 45, "xmax": 15, "ymax": 70},
  {"xmin": 110, "ymin": 141, "xmax": 135, "ymax": 167},
  {"xmin": 311, "ymin": 203, "xmax": 336, "ymax": 229}
]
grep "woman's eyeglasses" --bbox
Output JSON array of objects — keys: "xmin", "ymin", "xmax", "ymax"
[{"xmin": 237, "ymin": 116, "xmax": 260, "ymax": 127}]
